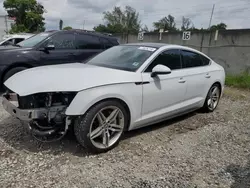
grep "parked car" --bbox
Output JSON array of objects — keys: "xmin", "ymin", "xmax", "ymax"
[
  {"xmin": 0, "ymin": 33, "xmax": 34, "ymax": 46},
  {"xmin": 2, "ymin": 43, "xmax": 225, "ymax": 153},
  {"xmin": 0, "ymin": 29, "xmax": 119, "ymax": 88}
]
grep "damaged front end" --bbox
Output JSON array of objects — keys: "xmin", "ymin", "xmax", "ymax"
[{"xmin": 2, "ymin": 91, "xmax": 77, "ymax": 142}]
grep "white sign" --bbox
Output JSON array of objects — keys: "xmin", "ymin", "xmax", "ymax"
[
  {"xmin": 182, "ymin": 31, "xmax": 191, "ymax": 40},
  {"xmin": 159, "ymin": 29, "xmax": 164, "ymax": 33},
  {"xmin": 138, "ymin": 32, "xmax": 144, "ymax": 41},
  {"xmin": 138, "ymin": 47, "xmax": 156, "ymax": 52}
]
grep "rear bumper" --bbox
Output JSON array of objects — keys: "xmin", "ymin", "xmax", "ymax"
[{"xmin": 2, "ymin": 94, "xmax": 66, "ymax": 121}]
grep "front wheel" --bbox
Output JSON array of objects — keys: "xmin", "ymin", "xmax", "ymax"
[
  {"xmin": 203, "ymin": 83, "xmax": 221, "ymax": 112},
  {"xmin": 74, "ymin": 100, "xmax": 128, "ymax": 153}
]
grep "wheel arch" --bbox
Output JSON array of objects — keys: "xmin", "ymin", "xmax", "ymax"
[
  {"xmin": 66, "ymin": 92, "xmax": 132, "ymax": 131},
  {"xmin": 86, "ymin": 97, "xmax": 131, "ymax": 131},
  {"xmin": 1, "ymin": 62, "xmax": 33, "ymax": 85}
]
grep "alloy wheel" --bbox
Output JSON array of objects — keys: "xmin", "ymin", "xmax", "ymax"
[
  {"xmin": 89, "ymin": 106, "xmax": 125, "ymax": 149},
  {"xmin": 207, "ymin": 85, "xmax": 220, "ymax": 111}
]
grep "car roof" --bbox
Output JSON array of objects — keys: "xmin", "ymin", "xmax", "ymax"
[
  {"xmin": 52, "ymin": 29, "xmax": 117, "ymax": 40},
  {"xmin": 2, "ymin": 33, "xmax": 34, "ymax": 40},
  {"xmin": 123, "ymin": 42, "xmax": 169, "ymax": 48}
]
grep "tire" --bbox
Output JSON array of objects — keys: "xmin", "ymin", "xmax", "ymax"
[
  {"xmin": 74, "ymin": 100, "xmax": 129, "ymax": 153},
  {"xmin": 202, "ymin": 83, "xmax": 221, "ymax": 112},
  {"xmin": 2, "ymin": 67, "xmax": 28, "ymax": 91}
]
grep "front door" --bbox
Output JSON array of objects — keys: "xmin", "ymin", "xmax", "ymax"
[
  {"xmin": 39, "ymin": 33, "xmax": 77, "ymax": 65},
  {"xmin": 138, "ymin": 49, "xmax": 187, "ymax": 127}
]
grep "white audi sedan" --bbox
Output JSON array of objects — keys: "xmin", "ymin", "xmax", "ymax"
[{"xmin": 2, "ymin": 43, "xmax": 225, "ymax": 153}]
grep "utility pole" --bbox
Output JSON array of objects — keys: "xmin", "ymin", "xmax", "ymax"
[
  {"xmin": 208, "ymin": 4, "xmax": 215, "ymax": 29},
  {"xmin": 82, "ymin": 20, "xmax": 85, "ymax": 30}
]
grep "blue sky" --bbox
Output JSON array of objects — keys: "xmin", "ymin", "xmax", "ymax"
[{"xmin": 0, "ymin": 0, "xmax": 249, "ymax": 31}]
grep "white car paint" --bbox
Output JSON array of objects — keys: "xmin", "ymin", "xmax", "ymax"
[
  {"xmin": 4, "ymin": 44, "xmax": 225, "ymax": 131},
  {"xmin": 0, "ymin": 33, "xmax": 34, "ymax": 45}
]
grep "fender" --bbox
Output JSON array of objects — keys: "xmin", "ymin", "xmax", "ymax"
[{"xmin": 65, "ymin": 83, "xmax": 143, "ymax": 127}]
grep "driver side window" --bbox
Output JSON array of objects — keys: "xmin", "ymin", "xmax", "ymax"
[
  {"xmin": 145, "ymin": 49, "xmax": 181, "ymax": 72},
  {"xmin": 43, "ymin": 33, "xmax": 76, "ymax": 49}
]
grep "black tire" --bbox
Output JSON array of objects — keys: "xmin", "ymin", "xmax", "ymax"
[
  {"xmin": 74, "ymin": 100, "xmax": 129, "ymax": 153},
  {"xmin": 2, "ymin": 67, "xmax": 28, "ymax": 90},
  {"xmin": 202, "ymin": 83, "xmax": 221, "ymax": 112}
]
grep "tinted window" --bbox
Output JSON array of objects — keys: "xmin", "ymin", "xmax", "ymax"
[
  {"xmin": 2, "ymin": 39, "xmax": 13, "ymax": 45},
  {"xmin": 100, "ymin": 38, "xmax": 114, "ymax": 49},
  {"xmin": 200, "ymin": 54, "xmax": 210, "ymax": 65},
  {"xmin": 76, "ymin": 34, "xmax": 102, "ymax": 49},
  {"xmin": 87, "ymin": 45, "xmax": 156, "ymax": 72},
  {"xmin": 181, "ymin": 50, "xmax": 203, "ymax": 68},
  {"xmin": 145, "ymin": 49, "xmax": 181, "ymax": 72},
  {"xmin": 45, "ymin": 33, "xmax": 76, "ymax": 49},
  {"xmin": 14, "ymin": 38, "xmax": 24, "ymax": 44},
  {"xmin": 18, "ymin": 32, "xmax": 51, "ymax": 47}
]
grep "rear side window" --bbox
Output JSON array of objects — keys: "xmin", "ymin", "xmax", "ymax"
[
  {"xmin": 200, "ymin": 54, "xmax": 210, "ymax": 65},
  {"xmin": 14, "ymin": 38, "xmax": 25, "ymax": 44},
  {"xmin": 145, "ymin": 49, "xmax": 181, "ymax": 72},
  {"xmin": 100, "ymin": 38, "xmax": 114, "ymax": 49},
  {"xmin": 181, "ymin": 50, "xmax": 203, "ymax": 68},
  {"xmin": 76, "ymin": 34, "xmax": 103, "ymax": 49}
]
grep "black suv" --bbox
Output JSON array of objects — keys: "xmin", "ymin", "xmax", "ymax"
[{"xmin": 0, "ymin": 30, "xmax": 119, "ymax": 87}]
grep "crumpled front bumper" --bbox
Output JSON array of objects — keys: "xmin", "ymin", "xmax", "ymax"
[{"xmin": 2, "ymin": 94, "xmax": 65, "ymax": 122}]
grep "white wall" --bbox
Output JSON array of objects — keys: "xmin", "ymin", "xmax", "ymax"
[{"xmin": 0, "ymin": 15, "xmax": 14, "ymax": 39}]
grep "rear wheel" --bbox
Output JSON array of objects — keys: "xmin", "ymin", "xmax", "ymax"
[
  {"xmin": 203, "ymin": 83, "xmax": 221, "ymax": 112},
  {"xmin": 74, "ymin": 100, "xmax": 128, "ymax": 153}
]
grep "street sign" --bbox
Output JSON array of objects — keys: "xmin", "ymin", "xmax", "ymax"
[
  {"xmin": 138, "ymin": 32, "xmax": 144, "ymax": 41},
  {"xmin": 159, "ymin": 29, "xmax": 164, "ymax": 33},
  {"xmin": 182, "ymin": 31, "xmax": 191, "ymax": 40}
]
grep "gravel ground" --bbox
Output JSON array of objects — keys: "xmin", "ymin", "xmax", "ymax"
[{"xmin": 0, "ymin": 87, "xmax": 250, "ymax": 188}]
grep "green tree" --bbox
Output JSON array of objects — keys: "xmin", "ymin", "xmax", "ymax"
[
  {"xmin": 209, "ymin": 23, "xmax": 227, "ymax": 31},
  {"xmin": 181, "ymin": 17, "xmax": 192, "ymax": 31},
  {"xmin": 93, "ymin": 6, "xmax": 141, "ymax": 34},
  {"xmin": 63, "ymin": 26, "xmax": 72, "ymax": 30},
  {"xmin": 59, "ymin": 19, "xmax": 63, "ymax": 30},
  {"xmin": 3, "ymin": 0, "xmax": 46, "ymax": 33},
  {"xmin": 153, "ymin": 15, "xmax": 177, "ymax": 32}
]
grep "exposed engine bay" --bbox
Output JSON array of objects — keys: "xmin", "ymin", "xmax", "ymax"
[{"xmin": 3, "ymin": 92, "xmax": 77, "ymax": 142}]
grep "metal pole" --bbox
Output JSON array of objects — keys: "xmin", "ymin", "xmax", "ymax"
[
  {"xmin": 5, "ymin": 15, "xmax": 8, "ymax": 34},
  {"xmin": 208, "ymin": 4, "xmax": 215, "ymax": 29}
]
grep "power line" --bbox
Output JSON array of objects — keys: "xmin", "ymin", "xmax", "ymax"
[{"xmin": 139, "ymin": 3, "xmax": 250, "ymax": 19}]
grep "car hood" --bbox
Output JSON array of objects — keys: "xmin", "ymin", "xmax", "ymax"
[{"xmin": 4, "ymin": 63, "xmax": 141, "ymax": 96}]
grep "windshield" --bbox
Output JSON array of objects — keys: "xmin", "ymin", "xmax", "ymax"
[
  {"xmin": 86, "ymin": 45, "xmax": 157, "ymax": 71},
  {"xmin": 17, "ymin": 32, "xmax": 51, "ymax": 47}
]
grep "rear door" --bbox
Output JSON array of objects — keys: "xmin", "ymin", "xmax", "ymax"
[
  {"xmin": 39, "ymin": 33, "xmax": 77, "ymax": 65},
  {"xmin": 180, "ymin": 50, "xmax": 211, "ymax": 102},
  {"xmin": 74, "ymin": 33, "xmax": 104, "ymax": 62}
]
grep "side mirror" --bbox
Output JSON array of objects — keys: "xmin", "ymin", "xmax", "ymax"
[
  {"xmin": 44, "ymin": 44, "xmax": 55, "ymax": 51},
  {"xmin": 151, "ymin": 64, "xmax": 171, "ymax": 77}
]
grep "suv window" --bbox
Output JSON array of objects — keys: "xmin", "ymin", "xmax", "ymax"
[
  {"xmin": 100, "ymin": 38, "xmax": 114, "ymax": 49},
  {"xmin": 14, "ymin": 38, "xmax": 25, "ymax": 44},
  {"xmin": 181, "ymin": 50, "xmax": 203, "ymax": 68},
  {"xmin": 76, "ymin": 34, "xmax": 103, "ymax": 49},
  {"xmin": 145, "ymin": 49, "xmax": 181, "ymax": 72},
  {"xmin": 45, "ymin": 33, "xmax": 76, "ymax": 49},
  {"xmin": 200, "ymin": 54, "xmax": 210, "ymax": 65}
]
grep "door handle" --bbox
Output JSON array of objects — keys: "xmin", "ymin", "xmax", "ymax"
[
  {"xmin": 205, "ymin": 73, "xmax": 211, "ymax": 78},
  {"xmin": 178, "ymin": 78, "xmax": 186, "ymax": 83}
]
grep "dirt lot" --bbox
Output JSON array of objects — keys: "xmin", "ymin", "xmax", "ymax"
[{"xmin": 0, "ymin": 87, "xmax": 250, "ymax": 188}]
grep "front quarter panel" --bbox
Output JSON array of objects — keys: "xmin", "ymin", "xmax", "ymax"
[{"xmin": 65, "ymin": 83, "xmax": 143, "ymax": 129}]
